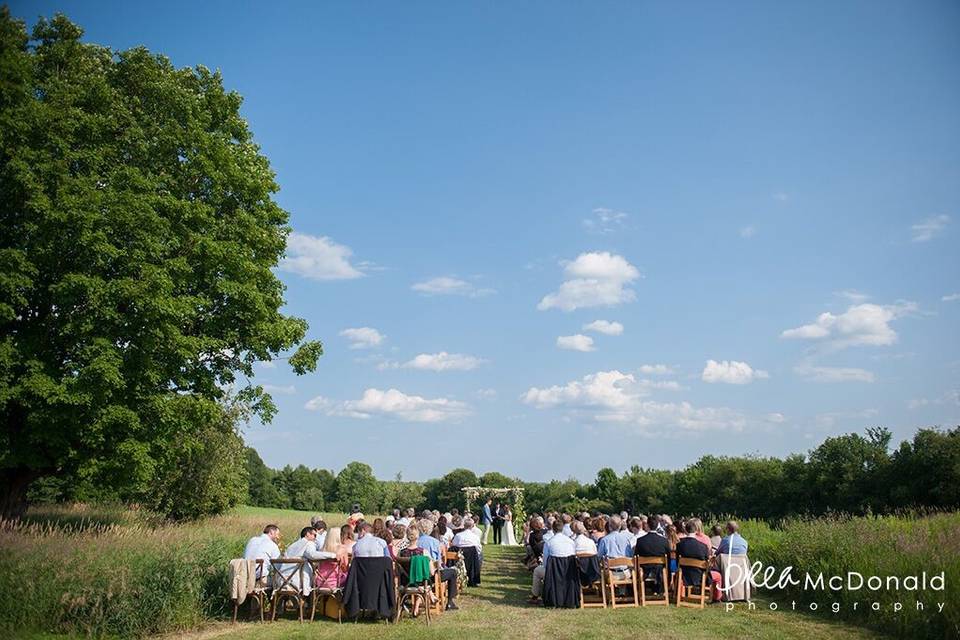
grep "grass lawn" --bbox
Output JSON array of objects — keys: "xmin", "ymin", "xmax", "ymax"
[{"xmin": 174, "ymin": 545, "xmax": 881, "ymax": 640}]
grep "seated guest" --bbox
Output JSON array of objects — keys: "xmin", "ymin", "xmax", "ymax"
[
  {"xmin": 561, "ymin": 513, "xmax": 574, "ymax": 538},
  {"xmin": 717, "ymin": 520, "xmax": 749, "ymax": 555},
  {"xmin": 634, "ymin": 519, "xmax": 670, "ymax": 593},
  {"xmin": 451, "ymin": 517, "xmax": 483, "ymax": 550},
  {"xmin": 676, "ymin": 521, "xmax": 722, "ymax": 600},
  {"xmin": 709, "ymin": 525, "xmax": 724, "ymax": 553},
  {"xmin": 436, "ymin": 517, "xmax": 454, "ymax": 544},
  {"xmin": 399, "ymin": 525, "xmax": 425, "ymax": 558},
  {"xmin": 597, "ymin": 515, "xmax": 634, "ymax": 560},
  {"xmin": 391, "ymin": 524, "xmax": 409, "ymax": 556},
  {"xmin": 339, "ymin": 523, "xmax": 356, "ymax": 555},
  {"xmin": 529, "ymin": 519, "xmax": 574, "ymax": 603},
  {"xmin": 310, "ymin": 517, "xmax": 328, "ymax": 548},
  {"xmin": 628, "ymin": 517, "xmax": 645, "ymax": 543},
  {"xmin": 315, "ymin": 527, "xmax": 348, "ymax": 589},
  {"xmin": 526, "ymin": 516, "xmax": 546, "ymax": 562},
  {"xmin": 450, "ymin": 515, "xmax": 464, "ymax": 535},
  {"xmin": 372, "ymin": 517, "xmax": 386, "ymax": 537},
  {"xmin": 665, "ymin": 524, "xmax": 680, "ymax": 576},
  {"xmin": 690, "ymin": 518, "xmax": 713, "ymax": 550},
  {"xmin": 282, "ymin": 526, "xmax": 325, "ymax": 593},
  {"xmin": 353, "ymin": 522, "xmax": 390, "ymax": 558},
  {"xmin": 590, "ymin": 517, "xmax": 607, "ymax": 542},
  {"xmin": 542, "ymin": 516, "xmax": 556, "ymax": 543},
  {"xmin": 452, "ymin": 517, "xmax": 483, "ymax": 587},
  {"xmin": 243, "ymin": 524, "xmax": 281, "ymax": 583},
  {"xmin": 417, "ymin": 518, "xmax": 461, "ymax": 610},
  {"xmin": 571, "ymin": 521, "xmax": 597, "ymax": 555},
  {"xmin": 378, "ymin": 527, "xmax": 397, "ymax": 560}
]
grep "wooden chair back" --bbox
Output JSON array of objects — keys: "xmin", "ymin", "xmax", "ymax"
[
  {"xmin": 269, "ymin": 558, "xmax": 306, "ymax": 622},
  {"xmin": 603, "ymin": 557, "xmax": 638, "ymax": 608},
  {"xmin": 676, "ymin": 557, "xmax": 710, "ymax": 609},
  {"xmin": 634, "ymin": 555, "xmax": 669, "ymax": 606},
  {"xmin": 576, "ymin": 553, "xmax": 606, "ymax": 608}
]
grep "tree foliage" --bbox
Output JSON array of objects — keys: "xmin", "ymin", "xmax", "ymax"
[{"xmin": 0, "ymin": 10, "xmax": 321, "ymax": 519}]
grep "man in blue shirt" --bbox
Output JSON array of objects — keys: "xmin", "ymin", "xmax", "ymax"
[
  {"xmin": 416, "ymin": 519, "xmax": 460, "ymax": 610},
  {"xmin": 481, "ymin": 499, "xmax": 493, "ymax": 544},
  {"xmin": 353, "ymin": 522, "xmax": 390, "ymax": 558},
  {"xmin": 597, "ymin": 515, "xmax": 635, "ymax": 559},
  {"xmin": 717, "ymin": 521, "xmax": 749, "ymax": 555}
]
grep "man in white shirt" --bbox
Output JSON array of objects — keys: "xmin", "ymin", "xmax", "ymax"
[
  {"xmin": 352, "ymin": 522, "xmax": 390, "ymax": 558},
  {"xmin": 529, "ymin": 519, "xmax": 575, "ymax": 603},
  {"xmin": 280, "ymin": 526, "xmax": 325, "ymax": 594},
  {"xmin": 243, "ymin": 524, "xmax": 281, "ymax": 584},
  {"xmin": 451, "ymin": 518, "xmax": 483, "ymax": 551}
]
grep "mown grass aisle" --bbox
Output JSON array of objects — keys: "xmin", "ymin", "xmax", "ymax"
[{"xmin": 190, "ymin": 544, "xmax": 880, "ymax": 640}]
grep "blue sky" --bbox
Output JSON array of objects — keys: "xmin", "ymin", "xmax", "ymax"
[{"xmin": 13, "ymin": 1, "xmax": 960, "ymax": 481}]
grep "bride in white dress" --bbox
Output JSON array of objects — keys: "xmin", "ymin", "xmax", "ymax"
[{"xmin": 500, "ymin": 505, "xmax": 519, "ymax": 545}]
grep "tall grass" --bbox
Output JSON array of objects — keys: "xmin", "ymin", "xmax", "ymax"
[
  {"xmin": 0, "ymin": 504, "xmax": 353, "ymax": 637},
  {"xmin": 746, "ymin": 513, "xmax": 960, "ymax": 640}
]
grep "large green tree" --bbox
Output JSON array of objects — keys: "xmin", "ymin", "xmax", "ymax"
[{"xmin": 0, "ymin": 11, "xmax": 321, "ymax": 519}]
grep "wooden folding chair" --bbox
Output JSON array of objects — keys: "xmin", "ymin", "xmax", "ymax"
[
  {"xmin": 634, "ymin": 555, "xmax": 669, "ymax": 606},
  {"xmin": 232, "ymin": 559, "xmax": 269, "ymax": 622},
  {"xmin": 308, "ymin": 560, "xmax": 344, "ymax": 623},
  {"xmin": 676, "ymin": 557, "xmax": 710, "ymax": 609},
  {"xmin": 576, "ymin": 553, "xmax": 606, "ymax": 608},
  {"xmin": 269, "ymin": 558, "xmax": 306, "ymax": 622},
  {"xmin": 429, "ymin": 559, "xmax": 447, "ymax": 617},
  {"xmin": 394, "ymin": 557, "xmax": 432, "ymax": 625},
  {"xmin": 444, "ymin": 549, "xmax": 464, "ymax": 592},
  {"xmin": 604, "ymin": 557, "xmax": 638, "ymax": 608}
]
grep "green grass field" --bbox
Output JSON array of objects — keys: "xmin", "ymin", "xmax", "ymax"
[{"xmin": 5, "ymin": 504, "xmax": 958, "ymax": 639}]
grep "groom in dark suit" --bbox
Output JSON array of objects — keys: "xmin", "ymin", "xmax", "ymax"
[{"xmin": 492, "ymin": 501, "xmax": 504, "ymax": 545}]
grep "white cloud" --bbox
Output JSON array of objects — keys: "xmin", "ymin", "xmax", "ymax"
[
  {"xmin": 911, "ymin": 214, "xmax": 950, "ymax": 242},
  {"xmin": 279, "ymin": 232, "xmax": 364, "ymax": 280},
  {"xmin": 583, "ymin": 207, "xmax": 628, "ymax": 234},
  {"xmin": 340, "ymin": 327, "xmax": 385, "ymax": 349},
  {"xmin": 773, "ymin": 192, "xmax": 789, "ymax": 202},
  {"xmin": 474, "ymin": 388, "xmax": 498, "ymax": 400},
  {"xmin": 835, "ymin": 290, "xmax": 870, "ymax": 303},
  {"xmin": 701, "ymin": 359, "xmax": 769, "ymax": 384},
  {"xmin": 257, "ymin": 360, "xmax": 277, "ymax": 369},
  {"xmin": 794, "ymin": 364, "xmax": 875, "ymax": 383},
  {"xmin": 262, "ymin": 384, "xmax": 296, "ymax": 395},
  {"xmin": 739, "ymin": 225, "xmax": 756, "ymax": 239},
  {"xmin": 557, "ymin": 334, "xmax": 596, "ymax": 352},
  {"xmin": 781, "ymin": 302, "xmax": 916, "ymax": 350},
  {"xmin": 411, "ymin": 276, "xmax": 495, "ymax": 298},
  {"xmin": 583, "ymin": 320, "xmax": 624, "ymax": 336},
  {"xmin": 522, "ymin": 370, "xmax": 747, "ymax": 433},
  {"xmin": 304, "ymin": 395, "xmax": 331, "ymax": 411},
  {"xmin": 323, "ymin": 388, "xmax": 470, "ymax": 422},
  {"xmin": 765, "ymin": 412, "xmax": 786, "ymax": 424},
  {"xmin": 909, "ymin": 390, "xmax": 960, "ymax": 409},
  {"xmin": 943, "ymin": 293, "xmax": 960, "ymax": 302},
  {"xmin": 538, "ymin": 252, "xmax": 641, "ymax": 312},
  {"xmin": 638, "ymin": 364, "xmax": 673, "ymax": 375},
  {"xmin": 401, "ymin": 352, "xmax": 485, "ymax": 371}
]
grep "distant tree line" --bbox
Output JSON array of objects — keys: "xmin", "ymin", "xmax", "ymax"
[{"xmin": 244, "ymin": 426, "xmax": 960, "ymax": 519}]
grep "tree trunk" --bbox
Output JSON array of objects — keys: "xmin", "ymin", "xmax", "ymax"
[{"xmin": 0, "ymin": 467, "xmax": 41, "ymax": 521}]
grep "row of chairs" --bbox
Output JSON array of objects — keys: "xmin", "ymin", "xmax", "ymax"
[
  {"xmin": 233, "ymin": 550, "xmax": 466, "ymax": 625},
  {"xmin": 577, "ymin": 553, "xmax": 714, "ymax": 609}
]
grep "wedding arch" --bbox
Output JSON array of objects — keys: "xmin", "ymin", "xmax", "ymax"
[{"xmin": 461, "ymin": 486, "xmax": 525, "ymax": 538}]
